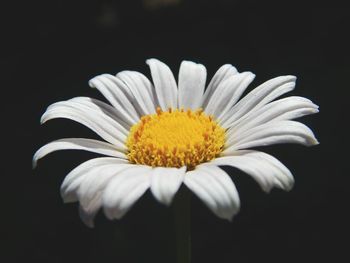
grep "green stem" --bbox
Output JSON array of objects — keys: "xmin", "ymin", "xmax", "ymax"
[{"xmin": 173, "ymin": 189, "xmax": 191, "ymax": 263}]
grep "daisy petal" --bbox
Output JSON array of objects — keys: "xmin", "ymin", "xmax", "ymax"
[
  {"xmin": 184, "ymin": 165, "xmax": 240, "ymax": 220},
  {"xmin": 89, "ymin": 74, "xmax": 140, "ymax": 124},
  {"xmin": 41, "ymin": 100, "xmax": 127, "ymax": 147},
  {"xmin": 79, "ymin": 202, "xmax": 99, "ymax": 228},
  {"xmin": 221, "ymin": 75, "xmax": 296, "ymax": 128},
  {"xmin": 178, "ymin": 61, "xmax": 207, "ymax": 109},
  {"xmin": 77, "ymin": 164, "xmax": 131, "ymax": 207},
  {"xmin": 103, "ymin": 166, "xmax": 152, "ymax": 220},
  {"xmin": 69, "ymin": 97, "xmax": 131, "ymax": 132},
  {"xmin": 117, "ymin": 71, "xmax": 157, "ymax": 115},
  {"xmin": 146, "ymin": 58, "xmax": 178, "ymax": 110},
  {"xmin": 204, "ymin": 72, "xmax": 255, "ymax": 118},
  {"xmin": 150, "ymin": 166, "xmax": 186, "ymax": 206},
  {"xmin": 224, "ymin": 121, "xmax": 319, "ymax": 153},
  {"xmin": 33, "ymin": 138, "xmax": 127, "ymax": 168},
  {"xmin": 77, "ymin": 163, "xmax": 133, "ymax": 227},
  {"xmin": 60, "ymin": 158, "xmax": 128, "ymax": 203},
  {"xmin": 227, "ymin": 96, "xmax": 319, "ymax": 135},
  {"xmin": 201, "ymin": 64, "xmax": 238, "ymax": 108},
  {"xmin": 212, "ymin": 150, "xmax": 294, "ymax": 192}
]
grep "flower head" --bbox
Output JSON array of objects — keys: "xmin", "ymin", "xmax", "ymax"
[{"xmin": 34, "ymin": 59, "xmax": 319, "ymax": 227}]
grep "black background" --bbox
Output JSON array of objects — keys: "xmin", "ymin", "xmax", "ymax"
[{"xmin": 2, "ymin": 0, "xmax": 348, "ymax": 262}]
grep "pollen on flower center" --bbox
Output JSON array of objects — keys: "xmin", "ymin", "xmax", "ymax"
[{"xmin": 126, "ymin": 107, "xmax": 226, "ymax": 170}]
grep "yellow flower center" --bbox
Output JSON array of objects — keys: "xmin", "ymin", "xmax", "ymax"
[{"xmin": 126, "ymin": 107, "xmax": 225, "ymax": 170}]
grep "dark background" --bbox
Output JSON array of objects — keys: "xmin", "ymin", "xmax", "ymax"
[{"xmin": 2, "ymin": 0, "xmax": 348, "ymax": 262}]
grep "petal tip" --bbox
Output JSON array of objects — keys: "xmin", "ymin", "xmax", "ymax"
[
  {"xmin": 225, "ymin": 210, "xmax": 239, "ymax": 222},
  {"xmin": 312, "ymin": 138, "xmax": 320, "ymax": 145},
  {"xmin": 263, "ymin": 185, "xmax": 273, "ymax": 193},
  {"xmin": 79, "ymin": 207, "xmax": 96, "ymax": 228},
  {"xmin": 308, "ymin": 134, "xmax": 320, "ymax": 146},
  {"xmin": 40, "ymin": 115, "xmax": 47, "ymax": 124},
  {"xmin": 162, "ymin": 197, "xmax": 173, "ymax": 207},
  {"xmin": 32, "ymin": 150, "xmax": 41, "ymax": 169},
  {"xmin": 154, "ymin": 197, "xmax": 172, "ymax": 207},
  {"xmin": 32, "ymin": 159, "xmax": 38, "ymax": 169},
  {"xmin": 61, "ymin": 195, "xmax": 75, "ymax": 204},
  {"xmin": 103, "ymin": 204, "xmax": 124, "ymax": 221},
  {"xmin": 103, "ymin": 208, "xmax": 114, "ymax": 220},
  {"xmin": 145, "ymin": 58, "xmax": 157, "ymax": 65},
  {"xmin": 88, "ymin": 79, "xmax": 96, "ymax": 88},
  {"xmin": 312, "ymin": 108, "xmax": 320, "ymax": 114},
  {"xmin": 285, "ymin": 184, "xmax": 294, "ymax": 192},
  {"xmin": 287, "ymin": 75, "xmax": 297, "ymax": 81},
  {"xmin": 286, "ymin": 178, "xmax": 295, "ymax": 192}
]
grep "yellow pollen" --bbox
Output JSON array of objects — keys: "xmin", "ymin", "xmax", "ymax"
[{"xmin": 126, "ymin": 107, "xmax": 226, "ymax": 170}]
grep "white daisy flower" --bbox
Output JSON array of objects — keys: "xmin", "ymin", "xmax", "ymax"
[{"xmin": 33, "ymin": 59, "xmax": 319, "ymax": 227}]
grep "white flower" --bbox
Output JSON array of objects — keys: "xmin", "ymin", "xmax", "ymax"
[{"xmin": 33, "ymin": 59, "xmax": 319, "ymax": 227}]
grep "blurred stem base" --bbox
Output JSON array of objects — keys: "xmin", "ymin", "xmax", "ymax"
[{"xmin": 173, "ymin": 188, "xmax": 191, "ymax": 263}]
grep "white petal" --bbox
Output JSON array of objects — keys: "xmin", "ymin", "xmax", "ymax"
[
  {"xmin": 146, "ymin": 58, "xmax": 178, "ymax": 110},
  {"xmin": 201, "ymin": 64, "xmax": 239, "ymax": 108},
  {"xmin": 79, "ymin": 201, "xmax": 100, "ymax": 228},
  {"xmin": 224, "ymin": 121, "xmax": 319, "ymax": 153},
  {"xmin": 184, "ymin": 165, "xmax": 240, "ymax": 220},
  {"xmin": 221, "ymin": 75, "xmax": 296, "ymax": 128},
  {"xmin": 178, "ymin": 61, "xmax": 207, "ymax": 109},
  {"xmin": 41, "ymin": 100, "xmax": 127, "ymax": 147},
  {"xmin": 150, "ymin": 166, "xmax": 186, "ymax": 206},
  {"xmin": 103, "ymin": 166, "xmax": 152, "ymax": 220},
  {"xmin": 77, "ymin": 163, "xmax": 133, "ymax": 227},
  {"xmin": 33, "ymin": 138, "xmax": 127, "ymax": 168},
  {"xmin": 204, "ymin": 72, "xmax": 255, "ymax": 118},
  {"xmin": 212, "ymin": 150, "xmax": 294, "ymax": 192},
  {"xmin": 226, "ymin": 96, "xmax": 319, "ymax": 137},
  {"xmin": 89, "ymin": 74, "xmax": 140, "ymax": 124},
  {"xmin": 77, "ymin": 164, "xmax": 132, "ymax": 208},
  {"xmin": 117, "ymin": 71, "xmax": 157, "ymax": 115},
  {"xmin": 69, "ymin": 97, "xmax": 131, "ymax": 132},
  {"xmin": 60, "ymin": 158, "xmax": 128, "ymax": 203}
]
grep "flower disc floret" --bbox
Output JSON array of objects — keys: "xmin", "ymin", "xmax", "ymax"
[{"xmin": 126, "ymin": 107, "xmax": 226, "ymax": 169}]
